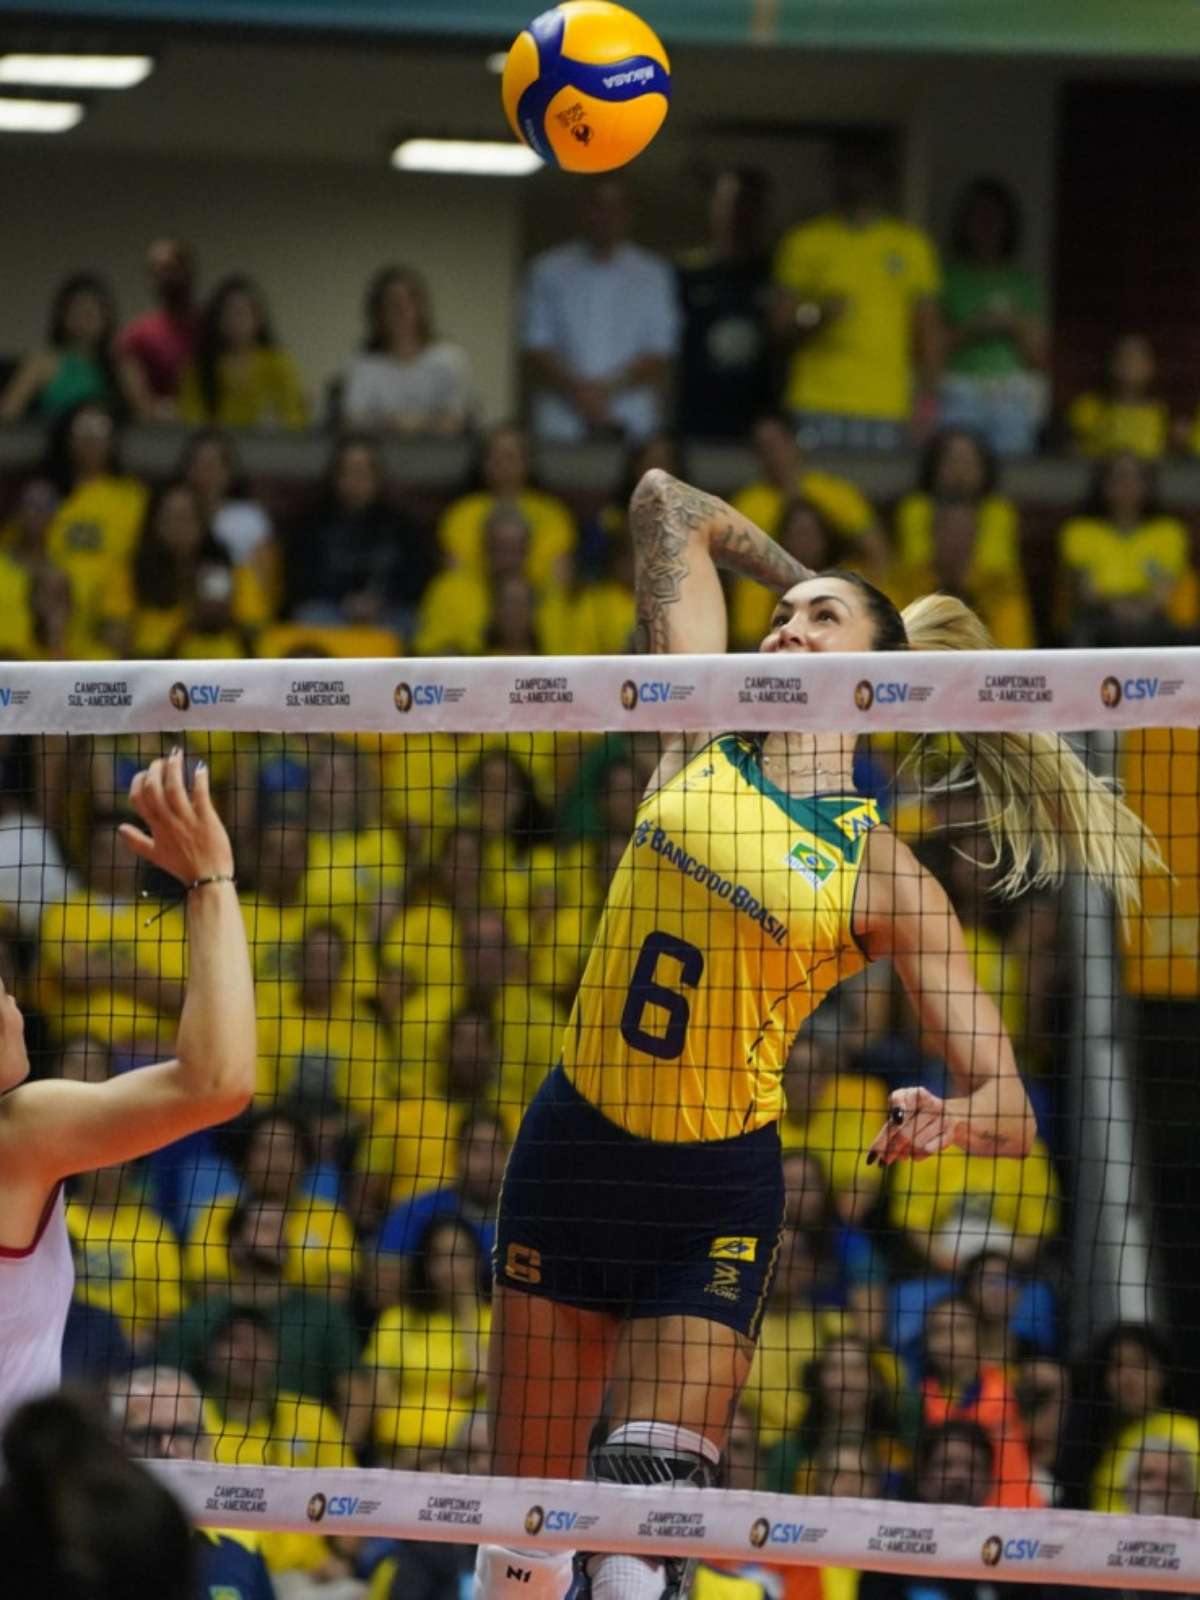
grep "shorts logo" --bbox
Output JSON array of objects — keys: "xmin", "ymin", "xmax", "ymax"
[
  {"xmin": 981, "ymin": 1537, "xmax": 1003, "ymax": 1567},
  {"xmin": 710, "ymin": 1236, "xmax": 757, "ymax": 1261},
  {"xmin": 525, "ymin": 1505, "xmax": 545, "ymax": 1536},
  {"xmin": 505, "ymin": 1243, "xmax": 543, "ymax": 1285},
  {"xmin": 704, "ymin": 1261, "xmax": 741, "ymax": 1303},
  {"xmin": 306, "ymin": 1492, "xmax": 327, "ymax": 1523}
]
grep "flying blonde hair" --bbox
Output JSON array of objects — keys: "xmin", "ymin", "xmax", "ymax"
[{"xmin": 900, "ymin": 592, "xmax": 1164, "ymax": 912}]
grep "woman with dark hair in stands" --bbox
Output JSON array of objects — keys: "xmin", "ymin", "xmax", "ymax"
[
  {"xmin": 1058, "ymin": 1321, "xmax": 1176, "ymax": 1509},
  {"xmin": 286, "ymin": 433, "xmax": 428, "ymax": 634},
  {"xmin": 362, "ymin": 1213, "xmax": 491, "ymax": 1465},
  {"xmin": 179, "ymin": 425, "xmax": 278, "ymax": 600},
  {"xmin": 1, "ymin": 272, "xmax": 143, "ymax": 423},
  {"xmin": 340, "ymin": 263, "xmax": 475, "ymax": 436},
  {"xmin": 890, "ymin": 425, "xmax": 1033, "ymax": 649},
  {"xmin": 122, "ymin": 478, "xmax": 270, "ymax": 656},
  {"xmin": 766, "ymin": 1332, "xmax": 905, "ymax": 1494},
  {"xmin": 1057, "ymin": 450, "xmax": 1199, "ymax": 645},
  {"xmin": 940, "ymin": 176, "xmax": 1048, "ymax": 458},
  {"xmin": 179, "ymin": 274, "xmax": 308, "ymax": 429}
]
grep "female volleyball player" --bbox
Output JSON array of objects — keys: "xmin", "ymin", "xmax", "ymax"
[
  {"xmin": 0, "ymin": 749, "xmax": 254, "ymax": 1422},
  {"xmin": 476, "ymin": 468, "xmax": 1160, "ymax": 1600}
]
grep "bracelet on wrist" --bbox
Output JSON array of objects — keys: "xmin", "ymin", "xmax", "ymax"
[{"xmin": 141, "ymin": 872, "xmax": 236, "ymax": 927}]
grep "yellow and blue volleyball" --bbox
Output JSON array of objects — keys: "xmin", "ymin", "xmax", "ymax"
[{"xmin": 501, "ymin": 1, "xmax": 671, "ymax": 174}]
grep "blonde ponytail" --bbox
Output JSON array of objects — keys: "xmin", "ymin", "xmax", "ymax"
[{"xmin": 900, "ymin": 592, "xmax": 1164, "ymax": 912}]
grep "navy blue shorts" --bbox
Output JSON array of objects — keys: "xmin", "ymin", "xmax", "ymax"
[{"xmin": 493, "ymin": 1066, "xmax": 784, "ymax": 1339}]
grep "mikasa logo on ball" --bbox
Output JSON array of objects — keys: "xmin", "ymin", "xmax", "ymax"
[{"xmin": 602, "ymin": 64, "xmax": 655, "ymax": 88}]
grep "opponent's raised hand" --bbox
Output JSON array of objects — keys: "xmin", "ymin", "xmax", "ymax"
[{"xmin": 119, "ymin": 749, "xmax": 234, "ymax": 886}]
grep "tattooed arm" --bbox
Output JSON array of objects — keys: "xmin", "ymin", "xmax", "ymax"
[
  {"xmin": 628, "ymin": 469, "xmax": 813, "ymax": 657},
  {"xmin": 629, "ymin": 469, "xmax": 813, "ymax": 793}
]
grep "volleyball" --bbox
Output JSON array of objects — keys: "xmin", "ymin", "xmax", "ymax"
[{"xmin": 501, "ymin": 1, "xmax": 671, "ymax": 174}]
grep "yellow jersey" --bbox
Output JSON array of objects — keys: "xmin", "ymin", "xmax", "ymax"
[
  {"xmin": 563, "ymin": 736, "xmax": 879, "ymax": 1143},
  {"xmin": 773, "ymin": 214, "xmax": 940, "ymax": 421},
  {"xmin": 1067, "ymin": 393, "xmax": 1168, "ymax": 459}
]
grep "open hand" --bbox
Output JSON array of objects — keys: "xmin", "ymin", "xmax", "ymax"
[
  {"xmin": 867, "ymin": 1086, "xmax": 958, "ymax": 1166},
  {"xmin": 119, "ymin": 749, "xmax": 234, "ymax": 886}
]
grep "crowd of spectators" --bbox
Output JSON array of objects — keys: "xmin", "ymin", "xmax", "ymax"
[
  {"xmin": 1, "ymin": 136, "xmax": 1198, "ymax": 1600},
  {"xmin": 3, "ymin": 138, "xmax": 1200, "ymax": 660}
]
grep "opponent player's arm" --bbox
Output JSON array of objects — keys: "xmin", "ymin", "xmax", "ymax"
[
  {"xmin": 629, "ymin": 468, "xmax": 813, "ymax": 656},
  {"xmin": 0, "ymin": 752, "xmax": 256, "ymax": 1183},
  {"xmin": 855, "ymin": 830, "xmax": 1035, "ymax": 1164}
]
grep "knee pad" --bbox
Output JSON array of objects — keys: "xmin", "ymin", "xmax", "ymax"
[
  {"xmin": 587, "ymin": 1420, "xmax": 721, "ymax": 1490},
  {"xmin": 586, "ymin": 1423, "xmax": 721, "ymax": 1599},
  {"xmin": 475, "ymin": 1543, "xmax": 576, "ymax": 1599}
]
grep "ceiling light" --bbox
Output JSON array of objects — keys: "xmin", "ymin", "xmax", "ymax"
[
  {"xmin": 0, "ymin": 53, "xmax": 153, "ymax": 89},
  {"xmin": 0, "ymin": 96, "xmax": 84, "ymax": 133},
  {"xmin": 391, "ymin": 138, "xmax": 541, "ymax": 176},
  {"xmin": 485, "ymin": 51, "xmax": 509, "ymax": 74}
]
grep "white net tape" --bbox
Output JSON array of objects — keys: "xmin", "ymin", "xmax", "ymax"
[
  {"xmin": 0, "ymin": 646, "xmax": 1194, "ymax": 736},
  {"xmin": 150, "ymin": 1460, "xmax": 1200, "ymax": 1588}
]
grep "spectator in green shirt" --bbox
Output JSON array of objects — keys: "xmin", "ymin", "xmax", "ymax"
[
  {"xmin": 940, "ymin": 177, "xmax": 1048, "ymax": 458},
  {"xmin": 154, "ymin": 1195, "xmax": 372, "ymax": 1448}
]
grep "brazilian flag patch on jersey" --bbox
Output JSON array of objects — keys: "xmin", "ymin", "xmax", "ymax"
[
  {"xmin": 710, "ymin": 1236, "xmax": 757, "ymax": 1261},
  {"xmin": 783, "ymin": 841, "xmax": 838, "ymax": 890}
]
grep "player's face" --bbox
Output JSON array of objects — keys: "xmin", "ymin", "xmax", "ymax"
[{"xmin": 760, "ymin": 577, "xmax": 877, "ymax": 654}]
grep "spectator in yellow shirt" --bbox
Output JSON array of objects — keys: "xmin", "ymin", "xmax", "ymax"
[
  {"xmin": 1067, "ymin": 334, "xmax": 1169, "ymax": 460},
  {"xmin": 889, "ymin": 428, "xmax": 1034, "ymax": 650},
  {"xmin": 778, "ymin": 1030, "xmax": 889, "ymax": 1226},
  {"xmin": 199, "ymin": 1306, "xmax": 359, "ymax": 1585},
  {"xmin": 42, "ymin": 401, "xmax": 147, "ymax": 657},
  {"xmin": 239, "ymin": 798, "xmax": 311, "ymax": 981},
  {"xmin": 256, "ymin": 919, "xmax": 388, "ymax": 1110},
  {"xmin": 887, "ymin": 1134, "xmax": 1061, "ymax": 1274},
  {"xmin": 38, "ymin": 807, "xmax": 188, "ymax": 1053},
  {"xmin": 180, "ymin": 275, "xmax": 308, "ymax": 429},
  {"xmin": 67, "ymin": 1161, "xmax": 184, "ymax": 1355},
  {"xmin": 109, "ymin": 479, "xmax": 270, "ymax": 657},
  {"xmin": 363, "ymin": 1214, "xmax": 491, "ymax": 1461},
  {"xmin": 728, "ymin": 412, "xmax": 884, "ymax": 647},
  {"xmin": 417, "ymin": 502, "xmax": 569, "ymax": 655},
  {"xmin": 771, "ymin": 135, "xmax": 941, "ymax": 450},
  {"xmin": 436, "ymin": 421, "xmax": 576, "ymax": 590},
  {"xmin": 1057, "ymin": 452, "xmax": 1197, "ymax": 645},
  {"xmin": 184, "ymin": 1106, "xmax": 357, "ymax": 1299}
]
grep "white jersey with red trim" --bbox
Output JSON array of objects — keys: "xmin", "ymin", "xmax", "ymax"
[{"xmin": 0, "ymin": 1186, "xmax": 73, "ymax": 1426}]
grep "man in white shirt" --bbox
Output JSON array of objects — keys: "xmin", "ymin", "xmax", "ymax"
[{"xmin": 522, "ymin": 179, "xmax": 680, "ymax": 443}]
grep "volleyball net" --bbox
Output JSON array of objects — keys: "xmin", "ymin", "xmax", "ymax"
[{"xmin": 5, "ymin": 647, "xmax": 1200, "ymax": 1593}]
